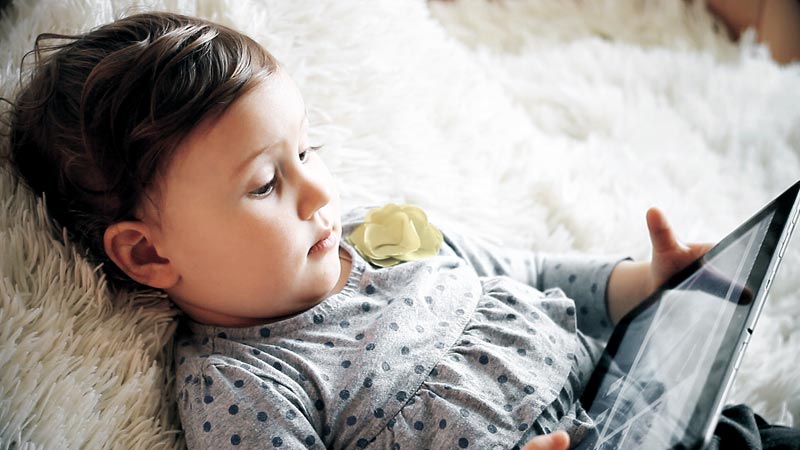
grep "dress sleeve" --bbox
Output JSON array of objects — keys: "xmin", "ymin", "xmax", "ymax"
[
  {"xmin": 438, "ymin": 222, "xmax": 632, "ymax": 341},
  {"xmin": 179, "ymin": 362, "xmax": 326, "ymax": 450}
]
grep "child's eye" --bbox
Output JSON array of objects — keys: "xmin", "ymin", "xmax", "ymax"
[
  {"xmin": 299, "ymin": 145, "xmax": 324, "ymax": 163},
  {"xmin": 249, "ymin": 179, "xmax": 275, "ymax": 198}
]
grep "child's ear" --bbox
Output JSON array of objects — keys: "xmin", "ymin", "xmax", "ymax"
[{"xmin": 103, "ymin": 221, "xmax": 179, "ymax": 290}]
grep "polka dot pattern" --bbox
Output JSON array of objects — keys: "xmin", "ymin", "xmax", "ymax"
[{"xmin": 173, "ymin": 207, "xmax": 629, "ymax": 449}]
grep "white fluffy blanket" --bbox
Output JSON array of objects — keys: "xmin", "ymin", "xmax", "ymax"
[{"xmin": 1, "ymin": 0, "xmax": 799, "ymax": 448}]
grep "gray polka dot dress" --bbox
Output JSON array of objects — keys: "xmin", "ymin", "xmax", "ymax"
[{"xmin": 175, "ymin": 206, "xmax": 631, "ymax": 449}]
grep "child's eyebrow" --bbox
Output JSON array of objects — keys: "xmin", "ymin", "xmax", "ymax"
[{"xmin": 230, "ymin": 108, "xmax": 308, "ymax": 180}]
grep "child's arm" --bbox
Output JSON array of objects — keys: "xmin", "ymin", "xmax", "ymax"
[
  {"xmin": 180, "ymin": 362, "xmax": 324, "ymax": 450},
  {"xmin": 606, "ymin": 208, "xmax": 714, "ymax": 325},
  {"xmin": 437, "ymin": 219, "xmax": 631, "ymax": 341}
]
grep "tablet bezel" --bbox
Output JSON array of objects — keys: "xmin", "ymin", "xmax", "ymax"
[{"xmin": 579, "ymin": 179, "xmax": 800, "ymax": 450}]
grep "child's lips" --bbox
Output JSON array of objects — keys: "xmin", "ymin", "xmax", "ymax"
[{"xmin": 309, "ymin": 229, "xmax": 336, "ymax": 256}]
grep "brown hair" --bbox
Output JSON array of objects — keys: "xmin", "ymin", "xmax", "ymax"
[{"xmin": 1, "ymin": 11, "xmax": 279, "ymax": 293}]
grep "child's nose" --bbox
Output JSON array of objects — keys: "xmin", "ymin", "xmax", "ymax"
[{"xmin": 295, "ymin": 168, "xmax": 332, "ymax": 221}]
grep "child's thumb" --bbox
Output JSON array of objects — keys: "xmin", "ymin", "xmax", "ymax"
[
  {"xmin": 521, "ymin": 430, "xmax": 570, "ymax": 450},
  {"xmin": 647, "ymin": 207, "xmax": 683, "ymax": 253}
]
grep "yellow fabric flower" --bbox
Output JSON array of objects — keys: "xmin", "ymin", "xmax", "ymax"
[{"xmin": 348, "ymin": 204, "xmax": 443, "ymax": 267}]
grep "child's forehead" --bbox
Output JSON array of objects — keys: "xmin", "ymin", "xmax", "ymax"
[
  {"xmin": 192, "ymin": 70, "xmax": 302, "ymax": 141},
  {"xmin": 163, "ymin": 72, "xmax": 306, "ymax": 177}
]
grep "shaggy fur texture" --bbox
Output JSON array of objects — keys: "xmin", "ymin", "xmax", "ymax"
[{"xmin": 0, "ymin": 0, "xmax": 798, "ymax": 448}]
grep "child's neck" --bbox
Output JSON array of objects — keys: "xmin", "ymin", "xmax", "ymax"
[
  {"xmin": 331, "ymin": 245, "xmax": 353, "ymax": 295},
  {"xmin": 180, "ymin": 246, "xmax": 354, "ymax": 328}
]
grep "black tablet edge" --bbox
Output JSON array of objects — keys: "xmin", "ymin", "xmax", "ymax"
[{"xmin": 578, "ymin": 179, "xmax": 800, "ymax": 449}]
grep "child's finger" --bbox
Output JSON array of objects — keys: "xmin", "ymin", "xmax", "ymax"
[
  {"xmin": 521, "ymin": 430, "xmax": 570, "ymax": 450},
  {"xmin": 646, "ymin": 207, "xmax": 681, "ymax": 253}
]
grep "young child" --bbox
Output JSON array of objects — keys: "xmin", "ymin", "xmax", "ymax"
[{"xmin": 4, "ymin": 11, "xmax": 798, "ymax": 450}]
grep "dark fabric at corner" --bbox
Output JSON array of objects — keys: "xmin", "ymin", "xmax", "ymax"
[{"xmin": 708, "ymin": 404, "xmax": 800, "ymax": 450}]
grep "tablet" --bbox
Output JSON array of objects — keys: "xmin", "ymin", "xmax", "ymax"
[{"xmin": 575, "ymin": 179, "xmax": 800, "ymax": 450}]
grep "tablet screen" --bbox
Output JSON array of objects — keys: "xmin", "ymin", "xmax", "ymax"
[{"xmin": 575, "ymin": 208, "xmax": 779, "ymax": 450}]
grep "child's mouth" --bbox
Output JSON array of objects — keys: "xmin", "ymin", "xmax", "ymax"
[{"xmin": 309, "ymin": 230, "xmax": 336, "ymax": 256}]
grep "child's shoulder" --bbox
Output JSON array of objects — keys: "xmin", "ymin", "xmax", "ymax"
[{"xmin": 174, "ymin": 332, "xmax": 273, "ymax": 384}]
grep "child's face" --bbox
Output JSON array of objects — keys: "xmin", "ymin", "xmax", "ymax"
[{"xmin": 142, "ymin": 69, "xmax": 346, "ymax": 326}]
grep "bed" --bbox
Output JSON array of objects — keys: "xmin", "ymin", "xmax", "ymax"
[{"xmin": 1, "ymin": 0, "xmax": 798, "ymax": 448}]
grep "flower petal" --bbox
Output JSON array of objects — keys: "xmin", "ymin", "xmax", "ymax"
[
  {"xmin": 405, "ymin": 222, "xmax": 443, "ymax": 259},
  {"xmin": 371, "ymin": 256, "xmax": 402, "ymax": 267},
  {"xmin": 348, "ymin": 203, "xmax": 443, "ymax": 267},
  {"xmin": 347, "ymin": 223, "xmax": 370, "ymax": 256},
  {"xmin": 402, "ymin": 205, "xmax": 429, "ymax": 228},
  {"xmin": 364, "ymin": 213, "xmax": 421, "ymax": 258},
  {"xmin": 366, "ymin": 203, "xmax": 403, "ymax": 224}
]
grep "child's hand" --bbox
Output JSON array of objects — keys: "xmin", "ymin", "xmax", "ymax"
[
  {"xmin": 645, "ymin": 207, "xmax": 715, "ymax": 296},
  {"xmin": 609, "ymin": 207, "xmax": 722, "ymax": 324},
  {"xmin": 522, "ymin": 430, "xmax": 570, "ymax": 450}
]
